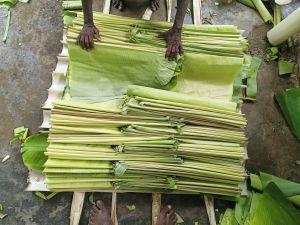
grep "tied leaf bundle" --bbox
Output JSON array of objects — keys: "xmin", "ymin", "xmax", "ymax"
[{"xmin": 43, "ymin": 86, "xmax": 247, "ymax": 197}]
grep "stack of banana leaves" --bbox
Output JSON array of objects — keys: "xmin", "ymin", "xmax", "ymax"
[
  {"xmin": 66, "ymin": 12, "xmax": 248, "ymax": 102},
  {"xmin": 43, "ymin": 85, "xmax": 248, "ymax": 197}
]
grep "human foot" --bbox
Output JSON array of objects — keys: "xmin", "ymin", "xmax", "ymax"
[
  {"xmin": 113, "ymin": 0, "xmax": 125, "ymax": 11},
  {"xmin": 157, "ymin": 205, "xmax": 177, "ymax": 225},
  {"xmin": 88, "ymin": 200, "xmax": 113, "ymax": 225},
  {"xmin": 150, "ymin": 0, "xmax": 160, "ymax": 11}
]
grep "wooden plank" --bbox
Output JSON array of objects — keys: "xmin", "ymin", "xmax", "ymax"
[
  {"xmin": 103, "ymin": 0, "xmax": 111, "ymax": 14},
  {"xmin": 193, "ymin": 0, "xmax": 202, "ymax": 25},
  {"xmin": 204, "ymin": 196, "xmax": 217, "ymax": 225},
  {"xmin": 111, "ymin": 192, "xmax": 118, "ymax": 225},
  {"xmin": 166, "ymin": 0, "xmax": 172, "ymax": 22},
  {"xmin": 70, "ymin": 192, "xmax": 85, "ymax": 225},
  {"xmin": 142, "ymin": 7, "xmax": 153, "ymax": 20},
  {"xmin": 152, "ymin": 193, "xmax": 162, "ymax": 225}
]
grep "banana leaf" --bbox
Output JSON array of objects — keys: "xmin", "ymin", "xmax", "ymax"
[
  {"xmin": 274, "ymin": 87, "xmax": 300, "ymax": 139},
  {"xmin": 246, "ymin": 57, "xmax": 262, "ymax": 99},
  {"xmin": 68, "ymin": 41, "xmax": 178, "ymax": 100},
  {"xmin": 219, "ymin": 208, "xmax": 238, "ymax": 225},
  {"xmin": 21, "ymin": 133, "xmax": 48, "ymax": 171},
  {"xmin": 245, "ymin": 183, "xmax": 300, "ymax": 225},
  {"xmin": 172, "ymin": 53, "xmax": 244, "ymax": 101},
  {"xmin": 250, "ymin": 172, "xmax": 300, "ymax": 206},
  {"xmin": 278, "ymin": 59, "xmax": 294, "ymax": 76}
]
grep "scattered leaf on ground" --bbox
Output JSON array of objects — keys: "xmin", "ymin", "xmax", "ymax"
[
  {"xmin": 2, "ymin": 155, "xmax": 10, "ymax": 163},
  {"xmin": 296, "ymin": 161, "xmax": 300, "ymax": 166},
  {"xmin": 266, "ymin": 47, "xmax": 279, "ymax": 61},
  {"xmin": 278, "ymin": 59, "xmax": 295, "ymax": 75},
  {"xmin": 176, "ymin": 212, "xmax": 184, "ymax": 224},
  {"xmin": 126, "ymin": 204, "xmax": 136, "ymax": 211},
  {"xmin": 0, "ymin": 204, "xmax": 3, "ymax": 211},
  {"xmin": 0, "ymin": 213, "xmax": 7, "ymax": 219},
  {"xmin": 35, "ymin": 192, "xmax": 48, "ymax": 200}
]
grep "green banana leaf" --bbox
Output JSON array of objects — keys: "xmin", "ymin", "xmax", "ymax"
[
  {"xmin": 234, "ymin": 192, "xmax": 253, "ymax": 224},
  {"xmin": 219, "ymin": 208, "xmax": 238, "ymax": 225},
  {"xmin": 21, "ymin": 133, "xmax": 49, "ymax": 171},
  {"xmin": 245, "ymin": 183, "xmax": 300, "ymax": 225},
  {"xmin": 172, "ymin": 53, "xmax": 243, "ymax": 101},
  {"xmin": 278, "ymin": 59, "xmax": 294, "ymax": 76},
  {"xmin": 246, "ymin": 57, "xmax": 262, "ymax": 99},
  {"xmin": 274, "ymin": 87, "xmax": 300, "ymax": 139},
  {"xmin": 250, "ymin": 172, "xmax": 300, "ymax": 206},
  {"xmin": 68, "ymin": 41, "xmax": 178, "ymax": 100}
]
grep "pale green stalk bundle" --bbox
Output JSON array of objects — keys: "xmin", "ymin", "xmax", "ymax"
[
  {"xmin": 44, "ymin": 98, "xmax": 247, "ymax": 196},
  {"xmin": 267, "ymin": 7, "xmax": 300, "ymax": 46},
  {"xmin": 127, "ymin": 85, "xmax": 238, "ymax": 112},
  {"xmin": 251, "ymin": 0, "xmax": 273, "ymax": 23},
  {"xmin": 63, "ymin": 1, "xmax": 82, "ymax": 10},
  {"xmin": 68, "ymin": 12, "xmax": 248, "ymax": 58}
]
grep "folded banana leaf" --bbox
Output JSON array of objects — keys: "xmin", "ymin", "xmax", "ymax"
[
  {"xmin": 172, "ymin": 53, "xmax": 244, "ymax": 101},
  {"xmin": 221, "ymin": 183, "xmax": 300, "ymax": 225},
  {"xmin": 68, "ymin": 41, "xmax": 178, "ymax": 99},
  {"xmin": 21, "ymin": 133, "xmax": 48, "ymax": 171},
  {"xmin": 250, "ymin": 172, "xmax": 300, "ymax": 206},
  {"xmin": 245, "ymin": 183, "xmax": 300, "ymax": 225},
  {"xmin": 274, "ymin": 87, "xmax": 300, "ymax": 139}
]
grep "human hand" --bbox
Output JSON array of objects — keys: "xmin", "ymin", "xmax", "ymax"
[
  {"xmin": 77, "ymin": 23, "xmax": 100, "ymax": 50},
  {"xmin": 158, "ymin": 27, "xmax": 183, "ymax": 61}
]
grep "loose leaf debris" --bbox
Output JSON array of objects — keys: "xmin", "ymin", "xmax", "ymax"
[
  {"xmin": 35, "ymin": 191, "xmax": 59, "ymax": 201},
  {"xmin": 0, "ymin": 213, "xmax": 7, "ymax": 219},
  {"xmin": 88, "ymin": 193, "xmax": 96, "ymax": 205},
  {"xmin": 126, "ymin": 204, "xmax": 136, "ymax": 211},
  {"xmin": 175, "ymin": 212, "xmax": 184, "ymax": 224},
  {"xmin": 278, "ymin": 59, "xmax": 295, "ymax": 75},
  {"xmin": 0, "ymin": 0, "xmax": 31, "ymax": 42},
  {"xmin": 2, "ymin": 155, "xmax": 10, "ymax": 163}
]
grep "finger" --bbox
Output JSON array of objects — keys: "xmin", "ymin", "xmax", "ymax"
[
  {"xmin": 80, "ymin": 35, "xmax": 85, "ymax": 49},
  {"xmin": 166, "ymin": 46, "xmax": 172, "ymax": 60},
  {"xmin": 94, "ymin": 29, "xmax": 100, "ymax": 41},
  {"xmin": 157, "ymin": 32, "xmax": 166, "ymax": 39},
  {"xmin": 179, "ymin": 45, "xmax": 184, "ymax": 55},
  {"xmin": 172, "ymin": 45, "xmax": 178, "ymax": 60},
  {"xmin": 96, "ymin": 200, "xmax": 105, "ymax": 210},
  {"xmin": 160, "ymin": 205, "xmax": 172, "ymax": 215},
  {"xmin": 169, "ymin": 212, "xmax": 176, "ymax": 220},
  {"xmin": 171, "ymin": 217, "xmax": 177, "ymax": 225},
  {"xmin": 89, "ymin": 35, "xmax": 94, "ymax": 48},
  {"xmin": 89, "ymin": 217, "xmax": 95, "ymax": 225},
  {"xmin": 84, "ymin": 36, "xmax": 90, "ymax": 49},
  {"xmin": 76, "ymin": 35, "xmax": 81, "ymax": 45},
  {"xmin": 169, "ymin": 45, "xmax": 176, "ymax": 61},
  {"xmin": 92, "ymin": 205, "xmax": 99, "ymax": 212}
]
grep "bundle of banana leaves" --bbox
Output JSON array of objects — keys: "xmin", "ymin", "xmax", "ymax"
[{"xmin": 43, "ymin": 86, "xmax": 247, "ymax": 197}]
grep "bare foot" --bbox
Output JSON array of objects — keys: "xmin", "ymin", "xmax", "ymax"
[
  {"xmin": 89, "ymin": 200, "xmax": 113, "ymax": 225},
  {"xmin": 113, "ymin": 0, "xmax": 125, "ymax": 11},
  {"xmin": 150, "ymin": 0, "xmax": 160, "ymax": 11},
  {"xmin": 157, "ymin": 205, "xmax": 177, "ymax": 225}
]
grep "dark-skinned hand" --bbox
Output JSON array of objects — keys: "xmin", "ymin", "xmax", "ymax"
[
  {"xmin": 77, "ymin": 23, "xmax": 100, "ymax": 50},
  {"xmin": 158, "ymin": 27, "xmax": 183, "ymax": 61}
]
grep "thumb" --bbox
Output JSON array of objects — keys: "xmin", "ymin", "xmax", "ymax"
[{"xmin": 157, "ymin": 32, "xmax": 166, "ymax": 39}]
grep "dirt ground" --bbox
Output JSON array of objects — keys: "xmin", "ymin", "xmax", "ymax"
[{"xmin": 0, "ymin": 0, "xmax": 299, "ymax": 224}]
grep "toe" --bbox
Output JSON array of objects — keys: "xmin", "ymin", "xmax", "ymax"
[
  {"xmin": 96, "ymin": 200, "xmax": 105, "ymax": 210},
  {"xmin": 160, "ymin": 205, "xmax": 172, "ymax": 215},
  {"xmin": 92, "ymin": 205, "xmax": 99, "ymax": 212}
]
